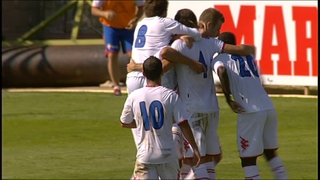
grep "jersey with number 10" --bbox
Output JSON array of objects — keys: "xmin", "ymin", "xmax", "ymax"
[
  {"xmin": 172, "ymin": 38, "xmax": 225, "ymax": 113},
  {"xmin": 120, "ymin": 86, "xmax": 188, "ymax": 164},
  {"xmin": 131, "ymin": 16, "xmax": 201, "ymax": 65},
  {"xmin": 212, "ymin": 53, "xmax": 274, "ymax": 113}
]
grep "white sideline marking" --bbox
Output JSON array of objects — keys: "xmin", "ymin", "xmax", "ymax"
[{"xmin": 2, "ymin": 89, "xmax": 318, "ymax": 99}]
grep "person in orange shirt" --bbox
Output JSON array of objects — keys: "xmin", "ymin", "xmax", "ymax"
[{"xmin": 91, "ymin": 0, "xmax": 144, "ymax": 96}]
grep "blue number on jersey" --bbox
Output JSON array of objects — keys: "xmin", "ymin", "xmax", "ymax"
[
  {"xmin": 134, "ymin": 25, "xmax": 147, "ymax": 48},
  {"xmin": 139, "ymin": 100, "xmax": 164, "ymax": 131},
  {"xmin": 198, "ymin": 51, "xmax": 208, "ymax": 78},
  {"xmin": 231, "ymin": 55, "xmax": 259, "ymax": 77}
]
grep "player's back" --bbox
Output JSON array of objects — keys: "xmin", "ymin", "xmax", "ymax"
[
  {"xmin": 213, "ymin": 53, "xmax": 274, "ymax": 113},
  {"xmin": 173, "ymin": 38, "xmax": 222, "ymax": 113},
  {"xmin": 131, "ymin": 16, "xmax": 201, "ymax": 65},
  {"xmin": 129, "ymin": 86, "xmax": 179, "ymax": 164}
]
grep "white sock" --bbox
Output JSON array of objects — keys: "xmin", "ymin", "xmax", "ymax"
[
  {"xmin": 243, "ymin": 165, "xmax": 260, "ymax": 180},
  {"xmin": 184, "ymin": 169, "xmax": 194, "ymax": 180},
  {"xmin": 268, "ymin": 156, "xmax": 288, "ymax": 179},
  {"xmin": 204, "ymin": 162, "xmax": 216, "ymax": 179},
  {"xmin": 192, "ymin": 164, "xmax": 210, "ymax": 180},
  {"xmin": 114, "ymin": 86, "xmax": 121, "ymax": 90},
  {"xmin": 180, "ymin": 164, "xmax": 191, "ymax": 180}
]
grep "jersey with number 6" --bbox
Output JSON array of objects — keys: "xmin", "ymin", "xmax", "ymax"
[
  {"xmin": 129, "ymin": 16, "xmax": 201, "ymax": 79},
  {"xmin": 120, "ymin": 86, "xmax": 188, "ymax": 164},
  {"xmin": 212, "ymin": 53, "xmax": 274, "ymax": 113},
  {"xmin": 172, "ymin": 38, "xmax": 225, "ymax": 113}
]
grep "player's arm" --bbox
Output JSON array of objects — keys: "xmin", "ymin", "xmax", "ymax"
[
  {"xmin": 223, "ymin": 44, "xmax": 256, "ymax": 56},
  {"xmin": 120, "ymin": 120, "xmax": 137, "ymax": 128},
  {"xmin": 126, "ymin": 1, "xmax": 144, "ymax": 29},
  {"xmin": 120, "ymin": 96, "xmax": 137, "ymax": 128},
  {"xmin": 213, "ymin": 60, "xmax": 245, "ymax": 114},
  {"xmin": 164, "ymin": 18, "xmax": 202, "ymax": 41},
  {"xmin": 91, "ymin": 1, "xmax": 115, "ymax": 20},
  {"xmin": 127, "ymin": 59, "xmax": 143, "ymax": 73},
  {"xmin": 179, "ymin": 120, "xmax": 200, "ymax": 167},
  {"xmin": 160, "ymin": 46, "xmax": 205, "ymax": 74}
]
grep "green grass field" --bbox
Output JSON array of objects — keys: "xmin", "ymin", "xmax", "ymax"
[{"xmin": 2, "ymin": 92, "xmax": 318, "ymax": 179}]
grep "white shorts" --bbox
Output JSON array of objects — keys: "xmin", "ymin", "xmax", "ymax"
[
  {"xmin": 131, "ymin": 128, "xmax": 139, "ymax": 148},
  {"xmin": 185, "ymin": 111, "xmax": 221, "ymax": 157},
  {"xmin": 126, "ymin": 73, "xmax": 146, "ymax": 94},
  {"xmin": 133, "ymin": 159, "xmax": 180, "ymax": 179},
  {"xmin": 237, "ymin": 108, "xmax": 278, "ymax": 157}
]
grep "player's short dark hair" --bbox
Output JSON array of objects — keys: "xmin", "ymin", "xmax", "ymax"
[
  {"xmin": 199, "ymin": 8, "xmax": 225, "ymax": 24},
  {"xmin": 143, "ymin": 56, "xmax": 163, "ymax": 81},
  {"xmin": 144, "ymin": 0, "xmax": 168, "ymax": 17},
  {"xmin": 174, "ymin": 8, "xmax": 198, "ymax": 28},
  {"xmin": 218, "ymin": 32, "xmax": 237, "ymax": 45}
]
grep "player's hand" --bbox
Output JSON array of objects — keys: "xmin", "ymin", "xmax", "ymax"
[
  {"xmin": 190, "ymin": 61, "xmax": 206, "ymax": 74},
  {"xmin": 227, "ymin": 100, "xmax": 246, "ymax": 114},
  {"xmin": 180, "ymin": 35, "xmax": 194, "ymax": 48},
  {"xmin": 126, "ymin": 18, "xmax": 138, "ymax": 30},
  {"xmin": 127, "ymin": 59, "xmax": 136, "ymax": 73},
  {"xmin": 103, "ymin": 10, "xmax": 116, "ymax": 20}
]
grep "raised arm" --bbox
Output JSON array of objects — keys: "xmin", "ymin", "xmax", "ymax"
[{"xmin": 223, "ymin": 44, "xmax": 256, "ymax": 56}]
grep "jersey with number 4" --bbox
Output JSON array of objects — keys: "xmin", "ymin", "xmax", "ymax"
[
  {"xmin": 172, "ymin": 38, "xmax": 225, "ymax": 113},
  {"xmin": 212, "ymin": 53, "xmax": 274, "ymax": 113},
  {"xmin": 131, "ymin": 16, "xmax": 201, "ymax": 70},
  {"xmin": 120, "ymin": 86, "xmax": 188, "ymax": 164}
]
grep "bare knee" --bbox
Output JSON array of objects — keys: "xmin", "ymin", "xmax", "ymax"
[
  {"xmin": 108, "ymin": 52, "xmax": 119, "ymax": 61},
  {"xmin": 263, "ymin": 149, "xmax": 277, "ymax": 161},
  {"xmin": 240, "ymin": 157, "xmax": 257, "ymax": 167}
]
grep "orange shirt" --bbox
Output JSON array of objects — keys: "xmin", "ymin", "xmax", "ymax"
[{"xmin": 94, "ymin": 1, "xmax": 138, "ymax": 29}]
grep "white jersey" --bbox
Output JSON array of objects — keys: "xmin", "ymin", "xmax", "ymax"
[
  {"xmin": 212, "ymin": 53, "xmax": 274, "ymax": 113},
  {"xmin": 154, "ymin": 47, "xmax": 177, "ymax": 90},
  {"xmin": 128, "ymin": 16, "xmax": 201, "ymax": 78},
  {"xmin": 172, "ymin": 38, "xmax": 225, "ymax": 113},
  {"xmin": 120, "ymin": 86, "xmax": 188, "ymax": 164}
]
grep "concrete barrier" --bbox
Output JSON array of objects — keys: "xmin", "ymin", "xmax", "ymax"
[{"xmin": 2, "ymin": 45, "xmax": 129, "ymax": 88}]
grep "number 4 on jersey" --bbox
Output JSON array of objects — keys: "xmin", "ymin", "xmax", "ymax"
[{"xmin": 198, "ymin": 51, "xmax": 208, "ymax": 78}]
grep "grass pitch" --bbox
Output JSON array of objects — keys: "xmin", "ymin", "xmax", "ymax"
[{"xmin": 2, "ymin": 92, "xmax": 318, "ymax": 179}]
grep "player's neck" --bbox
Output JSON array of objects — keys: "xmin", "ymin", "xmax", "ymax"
[{"xmin": 146, "ymin": 80, "xmax": 161, "ymax": 87}]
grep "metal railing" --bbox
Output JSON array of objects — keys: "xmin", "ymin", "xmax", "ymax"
[{"xmin": 2, "ymin": 0, "xmax": 104, "ymax": 47}]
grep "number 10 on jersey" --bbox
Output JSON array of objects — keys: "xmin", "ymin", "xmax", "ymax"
[{"xmin": 139, "ymin": 101, "xmax": 164, "ymax": 131}]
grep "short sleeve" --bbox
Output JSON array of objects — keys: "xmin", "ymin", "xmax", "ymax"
[
  {"xmin": 212, "ymin": 56, "xmax": 225, "ymax": 74},
  {"xmin": 170, "ymin": 39, "xmax": 187, "ymax": 55},
  {"xmin": 120, "ymin": 95, "xmax": 134, "ymax": 124}
]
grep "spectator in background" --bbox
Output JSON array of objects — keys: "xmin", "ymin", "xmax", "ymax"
[{"xmin": 91, "ymin": 0, "xmax": 144, "ymax": 96}]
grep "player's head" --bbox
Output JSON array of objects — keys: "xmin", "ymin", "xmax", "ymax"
[
  {"xmin": 143, "ymin": 56, "xmax": 163, "ymax": 81},
  {"xmin": 174, "ymin": 8, "xmax": 198, "ymax": 28},
  {"xmin": 218, "ymin": 32, "xmax": 237, "ymax": 45},
  {"xmin": 144, "ymin": 0, "xmax": 168, "ymax": 18},
  {"xmin": 199, "ymin": 8, "xmax": 225, "ymax": 37}
]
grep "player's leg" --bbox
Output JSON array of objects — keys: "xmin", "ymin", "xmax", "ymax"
[
  {"xmin": 237, "ymin": 112, "xmax": 267, "ymax": 180},
  {"xmin": 263, "ymin": 108, "xmax": 288, "ymax": 179},
  {"xmin": 134, "ymin": 160, "xmax": 158, "ymax": 179},
  {"xmin": 103, "ymin": 25, "xmax": 121, "ymax": 95},
  {"xmin": 206, "ymin": 111, "xmax": 222, "ymax": 179},
  {"xmin": 157, "ymin": 160, "xmax": 180, "ymax": 179}
]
